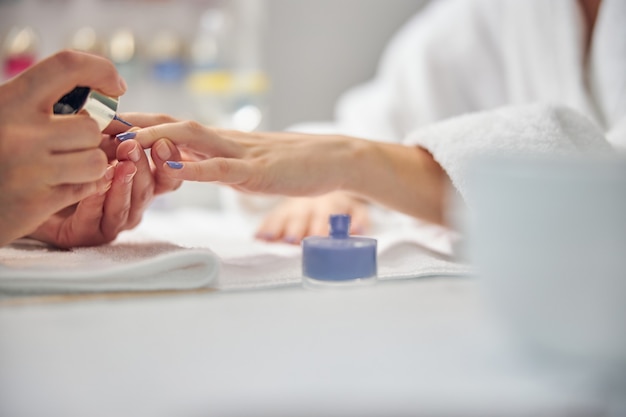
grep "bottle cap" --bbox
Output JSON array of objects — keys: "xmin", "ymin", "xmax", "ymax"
[
  {"xmin": 53, "ymin": 86, "xmax": 121, "ymax": 131},
  {"xmin": 302, "ymin": 214, "xmax": 377, "ymax": 283}
]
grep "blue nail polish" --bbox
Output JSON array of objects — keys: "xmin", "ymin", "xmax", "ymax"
[
  {"xmin": 302, "ymin": 214, "xmax": 377, "ymax": 289},
  {"xmin": 166, "ymin": 161, "xmax": 183, "ymax": 169},
  {"xmin": 113, "ymin": 114, "xmax": 133, "ymax": 127},
  {"xmin": 116, "ymin": 131, "xmax": 136, "ymax": 141}
]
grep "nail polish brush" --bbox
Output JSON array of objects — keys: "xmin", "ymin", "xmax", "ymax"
[{"xmin": 53, "ymin": 86, "xmax": 132, "ymax": 131}]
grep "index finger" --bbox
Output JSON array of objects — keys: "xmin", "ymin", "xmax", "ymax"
[
  {"xmin": 132, "ymin": 120, "xmax": 235, "ymax": 157},
  {"xmin": 15, "ymin": 49, "xmax": 126, "ymax": 113},
  {"xmin": 117, "ymin": 112, "xmax": 180, "ymax": 128}
]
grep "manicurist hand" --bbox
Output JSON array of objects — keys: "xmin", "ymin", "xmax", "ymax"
[
  {"xmin": 0, "ymin": 50, "xmax": 127, "ymax": 247},
  {"xmin": 130, "ymin": 121, "xmax": 451, "ymax": 226},
  {"xmin": 28, "ymin": 113, "xmax": 184, "ymax": 248}
]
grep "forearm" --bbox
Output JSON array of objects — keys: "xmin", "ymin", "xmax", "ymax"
[{"xmin": 340, "ymin": 138, "xmax": 451, "ymax": 225}]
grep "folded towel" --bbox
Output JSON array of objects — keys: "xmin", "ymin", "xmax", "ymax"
[
  {"xmin": 0, "ymin": 239, "xmax": 219, "ymax": 294},
  {"xmin": 0, "ymin": 209, "xmax": 470, "ymax": 295},
  {"xmin": 218, "ymin": 240, "xmax": 470, "ymax": 291},
  {"xmin": 136, "ymin": 208, "xmax": 471, "ymax": 291}
]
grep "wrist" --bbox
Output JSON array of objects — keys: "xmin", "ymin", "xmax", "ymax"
[{"xmin": 337, "ymin": 137, "xmax": 378, "ymax": 194}]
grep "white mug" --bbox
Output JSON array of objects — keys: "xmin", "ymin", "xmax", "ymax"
[{"xmin": 466, "ymin": 155, "xmax": 626, "ymax": 370}]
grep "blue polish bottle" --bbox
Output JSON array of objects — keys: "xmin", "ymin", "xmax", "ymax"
[{"xmin": 302, "ymin": 214, "xmax": 377, "ymax": 289}]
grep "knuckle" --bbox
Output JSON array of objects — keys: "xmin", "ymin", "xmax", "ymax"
[
  {"xmin": 88, "ymin": 149, "xmax": 108, "ymax": 172},
  {"xmin": 145, "ymin": 126, "xmax": 162, "ymax": 142},
  {"xmin": 154, "ymin": 113, "xmax": 178, "ymax": 124},
  {"xmin": 135, "ymin": 186, "xmax": 153, "ymax": 206},
  {"xmin": 184, "ymin": 120, "xmax": 205, "ymax": 135},
  {"xmin": 69, "ymin": 182, "xmax": 96, "ymax": 200},
  {"xmin": 51, "ymin": 49, "xmax": 82, "ymax": 72},
  {"xmin": 77, "ymin": 119, "xmax": 102, "ymax": 144},
  {"xmin": 214, "ymin": 158, "xmax": 231, "ymax": 177}
]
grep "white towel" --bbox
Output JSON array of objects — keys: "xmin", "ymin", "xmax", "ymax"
[
  {"xmin": 137, "ymin": 209, "xmax": 471, "ymax": 291},
  {"xmin": 0, "ymin": 209, "xmax": 470, "ymax": 295},
  {"xmin": 0, "ymin": 239, "xmax": 219, "ymax": 295},
  {"xmin": 218, "ymin": 233, "xmax": 471, "ymax": 291}
]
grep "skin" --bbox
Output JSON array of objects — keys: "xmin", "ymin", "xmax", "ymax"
[
  {"xmin": 255, "ymin": 191, "xmax": 370, "ymax": 243},
  {"xmin": 27, "ymin": 113, "xmax": 183, "ymax": 248},
  {"xmin": 259, "ymin": 0, "xmax": 604, "ymax": 243},
  {"xmin": 0, "ymin": 50, "xmax": 182, "ymax": 248},
  {"xmin": 579, "ymin": 0, "xmax": 601, "ymax": 59},
  {"xmin": 255, "ymin": 194, "xmax": 369, "ymax": 243},
  {"xmin": 130, "ymin": 121, "xmax": 450, "ymax": 227}
]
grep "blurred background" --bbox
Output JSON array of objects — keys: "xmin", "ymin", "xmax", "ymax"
[{"xmin": 0, "ymin": 0, "xmax": 428, "ymax": 206}]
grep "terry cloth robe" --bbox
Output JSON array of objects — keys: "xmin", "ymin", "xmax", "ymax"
[{"xmin": 297, "ymin": 0, "xmax": 626, "ymax": 203}]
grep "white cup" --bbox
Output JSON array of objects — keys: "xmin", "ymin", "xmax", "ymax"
[{"xmin": 467, "ymin": 155, "xmax": 626, "ymax": 370}]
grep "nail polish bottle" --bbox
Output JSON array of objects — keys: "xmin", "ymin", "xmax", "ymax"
[
  {"xmin": 2, "ymin": 26, "xmax": 39, "ymax": 80},
  {"xmin": 302, "ymin": 214, "xmax": 377, "ymax": 289},
  {"xmin": 69, "ymin": 27, "xmax": 105, "ymax": 57},
  {"xmin": 53, "ymin": 87, "xmax": 130, "ymax": 132}
]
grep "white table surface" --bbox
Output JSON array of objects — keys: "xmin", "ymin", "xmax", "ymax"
[{"xmin": 0, "ymin": 209, "xmax": 619, "ymax": 416}]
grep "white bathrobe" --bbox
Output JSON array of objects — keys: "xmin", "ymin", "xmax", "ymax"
[{"xmin": 298, "ymin": 0, "xmax": 625, "ymax": 202}]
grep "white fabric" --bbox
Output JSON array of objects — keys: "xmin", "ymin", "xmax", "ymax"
[
  {"xmin": 217, "ymin": 229, "xmax": 470, "ymax": 291},
  {"xmin": 0, "ymin": 209, "xmax": 470, "ymax": 295},
  {"xmin": 290, "ymin": 0, "xmax": 626, "ymax": 198},
  {"xmin": 405, "ymin": 103, "xmax": 614, "ymax": 205},
  {"xmin": 142, "ymin": 208, "xmax": 470, "ymax": 292},
  {"xmin": 0, "ymin": 238, "xmax": 219, "ymax": 294},
  {"xmin": 328, "ymin": 0, "xmax": 625, "ymax": 142},
  {"xmin": 277, "ymin": 0, "xmax": 625, "ymax": 257}
]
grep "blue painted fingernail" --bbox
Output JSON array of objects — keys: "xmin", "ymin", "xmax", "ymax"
[
  {"xmin": 116, "ymin": 131, "xmax": 136, "ymax": 141},
  {"xmin": 166, "ymin": 161, "xmax": 183, "ymax": 169}
]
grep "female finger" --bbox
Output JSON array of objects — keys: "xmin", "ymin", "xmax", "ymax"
[
  {"xmin": 47, "ymin": 148, "xmax": 108, "ymax": 185},
  {"xmin": 16, "ymin": 50, "xmax": 126, "ymax": 113},
  {"xmin": 52, "ymin": 166, "xmax": 114, "ymax": 209},
  {"xmin": 117, "ymin": 140, "xmax": 155, "ymax": 227},
  {"xmin": 117, "ymin": 112, "xmax": 180, "ymax": 128},
  {"xmin": 100, "ymin": 160, "xmax": 136, "ymax": 241},
  {"xmin": 161, "ymin": 158, "xmax": 253, "ymax": 186},
  {"xmin": 132, "ymin": 121, "xmax": 238, "ymax": 157},
  {"xmin": 46, "ymin": 115, "xmax": 102, "ymax": 152},
  {"xmin": 150, "ymin": 138, "xmax": 183, "ymax": 195}
]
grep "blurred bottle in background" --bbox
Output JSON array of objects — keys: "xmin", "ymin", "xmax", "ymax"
[
  {"xmin": 0, "ymin": 0, "xmax": 268, "ymax": 211},
  {"xmin": 148, "ymin": 30, "xmax": 186, "ymax": 84},
  {"xmin": 2, "ymin": 25, "xmax": 39, "ymax": 80},
  {"xmin": 144, "ymin": 29, "xmax": 190, "ymax": 118},
  {"xmin": 68, "ymin": 26, "xmax": 105, "ymax": 57},
  {"xmin": 187, "ymin": 0, "xmax": 269, "ymax": 132},
  {"xmin": 108, "ymin": 28, "xmax": 139, "ymax": 83}
]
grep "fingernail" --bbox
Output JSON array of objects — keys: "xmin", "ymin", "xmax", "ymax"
[
  {"xmin": 98, "ymin": 181, "xmax": 112, "ymax": 196},
  {"xmin": 119, "ymin": 77, "xmax": 128, "ymax": 91},
  {"xmin": 116, "ymin": 131, "xmax": 136, "ymax": 141},
  {"xmin": 256, "ymin": 232, "xmax": 274, "ymax": 241},
  {"xmin": 166, "ymin": 161, "xmax": 183, "ymax": 169},
  {"xmin": 283, "ymin": 236, "xmax": 299, "ymax": 244},
  {"xmin": 105, "ymin": 165, "xmax": 115, "ymax": 181},
  {"xmin": 124, "ymin": 171, "xmax": 136, "ymax": 184},
  {"xmin": 155, "ymin": 141, "xmax": 172, "ymax": 161},
  {"xmin": 128, "ymin": 145, "xmax": 141, "ymax": 162}
]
